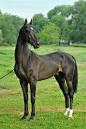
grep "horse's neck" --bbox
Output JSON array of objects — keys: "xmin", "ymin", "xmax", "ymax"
[{"xmin": 15, "ymin": 35, "xmax": 30, "ymax": 64}]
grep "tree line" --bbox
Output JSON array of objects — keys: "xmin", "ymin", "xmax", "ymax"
[
  {"xmin": 0, "ymin": 11, "xmax": 24, "ymax": 46},
  {"xmin": 0, "ymin": 0, "xmax": 86, "ymax": 46},
  {"xmin": 33, "ymin": 0, "xmax": 86, "ymax": 45}
]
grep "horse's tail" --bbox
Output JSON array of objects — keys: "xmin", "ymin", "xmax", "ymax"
[{"xmin": 72, "ymin": 56, "xmax": 78, "ymax": 93}]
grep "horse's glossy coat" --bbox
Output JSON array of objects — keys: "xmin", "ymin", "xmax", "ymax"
[{"xmin": 14, "ymin": 19, "xmax": 78, "ymax": 121}]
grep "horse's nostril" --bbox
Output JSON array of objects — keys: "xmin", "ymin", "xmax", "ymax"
[{"xmin": 37, "ymin": 42, "xmax": 40, "ymax": 45}]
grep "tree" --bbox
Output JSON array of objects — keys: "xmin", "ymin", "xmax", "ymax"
[
  {"xmin": 47, "ymin": 5, "xmax": 71, "ymax": 20},
  {"xmin": 32, "ymin": 14, "xmax": 48, "ymax": 33},
  {"xmin": 69, "ymin": 0, "xmax": 86, "ymax": 43},
  {"xmin": 50, "ymin": 15, "xmax": 69, "ymax": 41},
  {"xmin": 0, "ymin": 11, "xmax": 24, "ymax": 46},
  {"xmin": 0, "ymin": 10, "xmax": 2, "ymax": 28},
  {"xmin": 12, "ymin": 15, "xmax": 24, "ymax": 37},
  {"xmin": 37, "ymin": 22, "xmax": 60, "ymax": 45},
  {"xmin": 0, "ymin": 29, "xmax": 3, "ymax": 45},
  {"xmin": 47, "ymin": 5, "xmax": 73, "ymax": 42},
  {"xmin": 1, "ymin": 13, "xmax": 16, "ymax": 45}
]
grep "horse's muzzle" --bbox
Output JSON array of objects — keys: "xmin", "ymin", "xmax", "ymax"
[{"xmin": 35, "ymin": 42, "xmax": 40, "ymax": 48}]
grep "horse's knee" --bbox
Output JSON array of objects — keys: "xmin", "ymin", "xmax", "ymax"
[
  {"xmin": 64, "ymin": 93, "xmax": 68, "ymax": 100},
  {"xmin": 31, "ymin": 95, "xmax": 35, "ymax": 104},
  {"xmin": 63, "ymin": 88, "xmax": 68, "ymax": 97},
  {"xmin": 24, "ymin": 97, "xmax": 28, "ymax": 103}
]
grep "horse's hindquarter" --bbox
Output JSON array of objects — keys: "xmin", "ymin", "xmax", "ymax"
[
  {"xmin": 37, "ymin": 53, "xmax": 62, "ymax": 81},
  {"xmin": 58, "ymin": 52, "xmax": 75, "ymax": 80}
]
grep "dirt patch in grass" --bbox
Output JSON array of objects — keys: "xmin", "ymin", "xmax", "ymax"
[
  {"xmin": 0, "ymin": 108, "xmax": 85, "ymax": 115},
  {"xmin": 0, "ymin": 87, "xmax": 21, "ymax": 96},
  {"xmin": 78, "ymin": 63, "xmax": 86, "ymax": 68},
  {"xmin": 0, "ymin": 87, "xmax": 12, "ymax": 91}
]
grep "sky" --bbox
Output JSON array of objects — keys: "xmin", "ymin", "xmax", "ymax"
[{"xmin": 0, "ymin": 0, "xmax": 79, "ymax": 21}]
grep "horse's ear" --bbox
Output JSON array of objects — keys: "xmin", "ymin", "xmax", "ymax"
[
  {"xmin": 24, "ymin": 18, "xmax": 27, "ymax": 25},
  {"xmin": 30, "ymin": 19, "xmax": 32, "ymax": 25}
]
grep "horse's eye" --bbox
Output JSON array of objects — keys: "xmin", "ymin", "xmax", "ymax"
[{"xmin": 31, "ymin": 27, "xmax": 33, "ymax": 30}]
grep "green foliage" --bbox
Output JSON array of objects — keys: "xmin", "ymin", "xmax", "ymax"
[
  {"xmin": 46, "ymin": 0, "xmax": 86, "ymax": 44},
  {"xmin": 0, "ymin": 29, "xmax": 3, "ymax": 45},
  {"xmin": 1, "ymin": 14, "xmax": 16, "ymax": 45},
  {"xmin": 69, "ymin": 0, "xmax": 86, "ymax": 43},
  {"xmin": 37, "ymin": 22, "xmax": 60, "ymax": 45},
  {"xmin": 12, "ymin": 15, "xmax": 24, "ymax": 37},
  {"xmin": 50, "ymin": 15, "xmax": 69, "ymax": 41},
  {"xmin": 32, "ymin": 13, "xmax": 48, "ymax": 33},
  {"xmin": 0, "ymin": 10, "xmax": 24, "ymax": 46},
  {"xmin": 0, "ymin": 10, "xmax": 2, "ymax": 27},
  {"xmin": 47, "ymin": 5, "xmax": 69, "ymax": 20},
  {"xmin": 32, "ymin": 0, "xmax": 86, "ymax": 44},
  {"xmin": 1, "ymin": 0, "xmax": 86, "ymax": 45}
]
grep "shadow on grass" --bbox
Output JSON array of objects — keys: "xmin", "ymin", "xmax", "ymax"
[{"xmin": 70, "ymin": 44, "xmax": 86, "ymax": 48}]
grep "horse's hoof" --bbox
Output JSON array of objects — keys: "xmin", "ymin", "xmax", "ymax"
[
  {"xmin": 21, "ymin": 118, "xmax": 26, "ymax": 121},
  {"xmin": 68, "ymin": 117, "xmax": 73, "ymax": 120},
  {"xmin": 29, "ymin": 118, "xmax": 34, "ymax": 122},
  {"xmin": 64, "ymin": 114, "xmax": 67, "ymax": 116},
  {"xmin": 21, "ymin": 116, "xmax": 26, "ymax": 121}
]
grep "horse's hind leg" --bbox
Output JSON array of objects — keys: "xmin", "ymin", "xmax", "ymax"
[
  {"xmin": 66, "ymin": 80, "xmax": 74, "ymax": 119},
  {"xmin": 54, "ymin": 74, "xmax": 69, "ymax": 116}
]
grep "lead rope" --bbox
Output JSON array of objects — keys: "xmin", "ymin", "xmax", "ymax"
[{"xmin": 0, "ymin": 69, "xmax": 14, "ymax": 80}]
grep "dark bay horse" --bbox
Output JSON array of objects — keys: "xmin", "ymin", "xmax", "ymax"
[{"xmin": 14, "ymin": 19, "xmax": 78, "ymax": 121}]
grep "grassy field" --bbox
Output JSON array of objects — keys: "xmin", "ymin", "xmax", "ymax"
[{"xmin": 0, "ymin": 45, "xmax": 86, "ymax": 129}]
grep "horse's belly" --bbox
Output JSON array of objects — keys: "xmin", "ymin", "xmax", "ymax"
[
  {"xmin": 38, "ymin": 60, "xmax": 62, "ymax": 81},
  {"xmin": 38, "ymin": 68, "xmax": 58, "ymax": 81}
]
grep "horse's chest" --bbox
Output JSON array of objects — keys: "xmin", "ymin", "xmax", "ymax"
[
  {"xmin": 14, "ymin": 63, "xmax": 33, "ymax": 81},
  {"xmin": 14, "ymin": 63, "xmax": 26, "ymax": 80}
]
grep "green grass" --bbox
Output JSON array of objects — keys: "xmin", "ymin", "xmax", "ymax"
[{"xmin": 0, "ymin": 45, "xmax": 86, "ymax": 129}]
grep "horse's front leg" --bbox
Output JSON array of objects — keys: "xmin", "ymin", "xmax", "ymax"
[
  {"xmin": 29, "ymin": 78, "xmax": 36, "ymax": 121},
  {"xmin": 20, "ymin": 80, "xmax": 28, "ymax": 120}
]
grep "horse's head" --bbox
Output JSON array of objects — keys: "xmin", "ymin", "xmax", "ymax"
[{"xmin": 20, "ymin": 19, "xmax": 40, "ymax": 48}]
